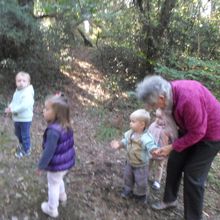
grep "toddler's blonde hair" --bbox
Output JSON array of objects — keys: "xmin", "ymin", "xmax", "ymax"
[
  {"xmin": 130, "ymin": 109, "xmax": 151, "ymax": 126},
  {"xmin": 16, "ymin": 71, "xmax": 31, "ymax": 84}
]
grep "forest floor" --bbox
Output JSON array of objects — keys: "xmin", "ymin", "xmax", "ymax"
[{"xmin": 0, "ymin": 48, "xmax": 220, "ymax": 220}]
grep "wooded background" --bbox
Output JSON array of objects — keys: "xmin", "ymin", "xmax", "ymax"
[
  {"xmin": 0, "ymin": 0, "xmax": 219, "ymax": 95},
  {"xmin": 0, "ymin": 2, "xmax": 220, "ymax": 219}
]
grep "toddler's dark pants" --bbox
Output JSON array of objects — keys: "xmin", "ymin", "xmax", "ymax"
[
  {"xmin": 124, "ymin": 162, "xmax": 148, "ymax": 196},
  {"xmin": 14, "ymin": 121, "xmax": 32, "ymax": 153}
]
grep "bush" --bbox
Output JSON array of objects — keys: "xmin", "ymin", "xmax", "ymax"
[
  {"xmin": 155, "ymin": 57, "xmax": 220, "ymax": 97},
  {"xmin": 0, "ymin": 0, "xmax": 60, "ymax": 96},
  {"xmin": 93, "ymin": 46, "xmax": 149, "ymax": 91},
  {"xmin": 0, "ymin": 1, "xmax": 39, "ymax": 61}
]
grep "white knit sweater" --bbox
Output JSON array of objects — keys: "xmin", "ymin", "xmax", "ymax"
[{"xmin": 9, "ymin": 85, "xmax": 34, "ymax": 122}]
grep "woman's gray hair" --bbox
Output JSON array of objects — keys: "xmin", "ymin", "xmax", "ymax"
[{"xmin": 136, "ymin": 75, "xmax": 172, "ymax": 106}]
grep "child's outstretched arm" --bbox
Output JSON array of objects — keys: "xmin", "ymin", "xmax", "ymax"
[
  {"xmin": 4, "ymin": 107, "xmax": 11, "ymax": 115},
  {"xmin": 111, "ymin": 130, "xmax": 129, "ymax": 150},
  {"xmin": 110, "ymin": 140, "xmax": 124, "ymax": 149},
  {"xmin": 4, "ymin": 106, "xmax": 13, "ymax": 119}
]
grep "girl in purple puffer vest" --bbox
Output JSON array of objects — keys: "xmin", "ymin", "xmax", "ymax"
[{"xmin": 37, "ymin": 94, "xmax": 75, "ymax": 218}]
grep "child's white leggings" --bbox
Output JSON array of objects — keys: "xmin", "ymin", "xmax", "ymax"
[{"xmin": 47, "ymin": 170, "xmax": 68, "ymax": 210}]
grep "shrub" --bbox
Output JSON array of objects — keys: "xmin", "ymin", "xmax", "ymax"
[{"xmin": 0, "ymin": 0, "xmax": 60, "ymax": 97}]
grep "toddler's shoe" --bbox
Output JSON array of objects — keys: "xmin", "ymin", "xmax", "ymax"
[
  {"xmin": 152, "ymin": 181, "xmax": 160, "ymax": 190},
  {"xmin": 15, "ymin": 150, "xmax": 25, "ymax": 159},
  {"xmin": 15, "ymin": 150, "xmax": 30, "ymax": 159},
  {"xmin": 134, "ymin": 194, "xmax": 148, "ymax": 204},
  {"xmin": 41, "ymin": 202, "xmax": 58, "ymax": 218},
  {"xmin": 121, "ymin": 189, "xmax": 133, "ymax": 199},
  {"xmin": 151, "ymin": 200, "xmax": 177, "ymax": 210}
]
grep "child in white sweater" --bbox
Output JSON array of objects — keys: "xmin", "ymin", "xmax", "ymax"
[{"xmin": 5, "ymin": 71, "xmax": 34, "ymax": 158}]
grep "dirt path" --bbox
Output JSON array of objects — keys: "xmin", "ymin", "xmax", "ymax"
[{"xmin": 0, "ymin": 48, "xmax": 220, "ymax": 220}]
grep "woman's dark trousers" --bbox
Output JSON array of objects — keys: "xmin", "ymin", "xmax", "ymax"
[{"xmin": 163, "ymin": 141, "xmax": 220, "ymax": 220}]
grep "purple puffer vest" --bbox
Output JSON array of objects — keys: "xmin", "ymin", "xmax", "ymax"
[{"xmin": 43, "ymin": 123, "xmax": 75, "ymax": 172}]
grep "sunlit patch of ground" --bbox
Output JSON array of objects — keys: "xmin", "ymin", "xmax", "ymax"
[{"xmin": 60, "ymin": 48, "xmax": 111, "ymax": 108}]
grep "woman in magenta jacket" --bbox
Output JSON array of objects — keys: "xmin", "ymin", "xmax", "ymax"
[{"xmin": 136, "ymin": 75, "xmax": 220, "ymax": 220}]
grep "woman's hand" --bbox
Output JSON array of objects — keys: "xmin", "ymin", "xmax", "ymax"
[{"xmin": 153, "ymin": 144, "xmax": 173, "ymax": 157}]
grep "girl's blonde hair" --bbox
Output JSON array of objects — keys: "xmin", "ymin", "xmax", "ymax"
[
  {"xmin": 130, "ymin": 109, "xmax": 151, "ymax": 126},
  {"xmin": 16, "ymin": 71, "xmax": 31, "ymax": 83},
  {"xmin": 46, "ymin": 94, "xmax": 71, "ymax": 129}
]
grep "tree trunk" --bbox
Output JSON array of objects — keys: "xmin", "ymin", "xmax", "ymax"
[{"xmin": 135, "ymin": 0, "xmax": 177, "ymax": 72}]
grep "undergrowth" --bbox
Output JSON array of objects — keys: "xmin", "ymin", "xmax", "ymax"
[
  {"xmin": 155, "ymin": 57, "xmax": 220, "ymax": 98},
  {"xmin": 96, "ymin": 123, "xmax": 120, "ymax": 142}
]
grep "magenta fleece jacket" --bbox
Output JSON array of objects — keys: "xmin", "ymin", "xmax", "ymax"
[{"xmin": 171, "ymin": 80, "xmax": 220, "ymax": 152}]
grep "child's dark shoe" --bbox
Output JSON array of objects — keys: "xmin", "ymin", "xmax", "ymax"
[
  {"xmin": 134, "ymin": 194, "xmax": 147, "ymax": 204},
  {"xmin": 121, "ymin": 189, "xmax": 133, "ymax": 199}
]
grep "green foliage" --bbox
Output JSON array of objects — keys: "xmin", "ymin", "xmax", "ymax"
[
  {"xmin": 94, "ymin": 46, "xmax": 148, "ymax": 91},
  {"xmin": 88, "ymin": 106, "xmax": 120, "ymax": 142},
  {"xmin": 1, "ymin": 0, "xmax": 219, "ymax": 99},
  {"xmin": 94, "ymin": 0, "xmax": 219, "ymax": 71},
  {"xmin": 36, "ymin": 0, "xmax": 93, "ymax": 51},
  {"xmin": 95, "ymin": 6, "xmax": 140, "ymax": 49},
  {"xmin": 34, "ymin": 0, "xmax": 220, "ymax": 80},
  {"xmin": 96, "ymin": 123, "xmax": 120, "ymax": 142},
  {"xmin": 0, "ymin": 0, "xmax": 39, "ymax": 60},
  {"xmin": 88, "ymin": 106, "xmax": 107, "ymax": 119},
  {"xmin": 165, "ymin": 9, "xmax": 220, "ymax": 60},
  {"xmin": 0, "ymin": 0, "xmax": 61, "ymax": 97},
  {"xmin": 155, "ymin": 57, "xmax": 220, "ymax": 97}
]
